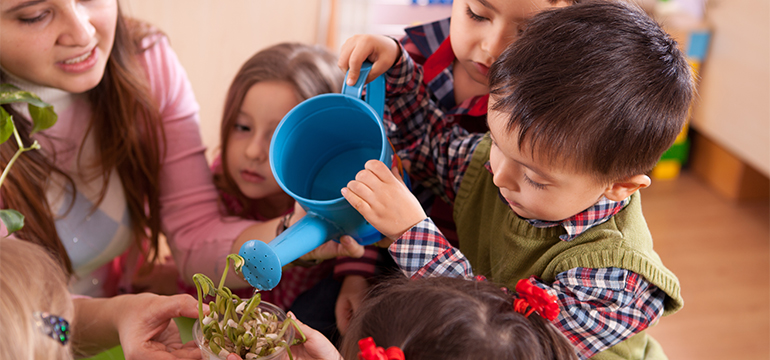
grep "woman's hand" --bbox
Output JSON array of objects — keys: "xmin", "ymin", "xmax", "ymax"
[
  {"xmin": 338, "ymin": 34, "xmax": 400, "ymax": 86},
  {"xmin": 342, "ymin": 159, "xmax": 427, "ymax": 241},
  {"xmin": 115, "ymin": 293, "xmax": 203, "ymax": 360},
  {"xmin": 73, "ymin": 294, "xmax": 204, "ymax": 360}
]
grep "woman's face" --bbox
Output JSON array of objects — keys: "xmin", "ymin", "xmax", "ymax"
[{"xmin": 0, "ymin": 0, "xmax": 118, "ymax": 93}]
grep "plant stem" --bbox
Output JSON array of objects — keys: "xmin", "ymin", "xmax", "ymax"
[{"xmin": 0, "ymin": 123, "xmax": 38, "ymax": 190}]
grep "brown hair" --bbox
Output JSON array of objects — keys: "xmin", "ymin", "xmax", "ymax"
[
  {"xmin": 0, "ymin": 5, "xmax": 166, "ymax": 274},
  {"xmin": 340, "ymin": 276, "xmax": 578, "ymax": 360},
  {"xmin": 0, "ymin": 238, "xmax": 74, "ymax": 360},
  {"xmin": 488, "ymin": 0, "xmax": 694, "ymax": 184},
  {"xmin": 216, "ymin": 43, "xmax": 343, "ymax": 216}
]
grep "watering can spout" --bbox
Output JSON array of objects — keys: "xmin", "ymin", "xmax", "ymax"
[{"xmin": 239, "ymin": 214, "xmax": 340, "ymax": 290}]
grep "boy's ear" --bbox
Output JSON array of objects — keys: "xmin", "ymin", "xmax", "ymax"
[{"xmin": 603, "ymin": 175, "xmax": 651, "ymax": 201}]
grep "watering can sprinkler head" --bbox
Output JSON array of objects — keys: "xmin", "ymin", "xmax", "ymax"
[{"xmin": 238, "ymin": 62, "xmax": 389, "ymax": 290}]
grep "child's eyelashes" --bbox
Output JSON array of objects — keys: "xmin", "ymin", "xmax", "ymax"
[
  {"xmin": 523, "ymin": 174, "xmax": 547, "ymax": 190},
  {"xmin": 465, "ymin": 6, "xmax": 487, "ymax": 22},
  {"xmin": 233, "ymin": 124, "xmax": 251, "ymax": 133}
]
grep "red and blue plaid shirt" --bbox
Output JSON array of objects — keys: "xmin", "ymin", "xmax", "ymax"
[{"xmin": 383, "ymin": 48, "xmax": 667, "ymax": 360}]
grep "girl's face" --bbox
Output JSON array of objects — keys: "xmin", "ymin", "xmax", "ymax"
[
  {"xmin": 226, "ymin": 81, "xmax": 300, "ymax": 202},
  {"xmin": 0, "ymin": 0, "xmax": 117, "ymax": 93},
  {"xmin": 449, "ymin": 0, "xmax": 568, "ymax": 87}
]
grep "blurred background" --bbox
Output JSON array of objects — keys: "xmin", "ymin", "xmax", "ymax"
[{"xmin": 119, "ymin": 0, "xmax": 769, "ymax": 358}]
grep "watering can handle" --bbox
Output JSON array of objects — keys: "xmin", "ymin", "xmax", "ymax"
[{"xmin": 341, "ymin": 61, "xmax": 386, "ymax": 121}]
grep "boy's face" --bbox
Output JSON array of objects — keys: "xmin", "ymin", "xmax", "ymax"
[
  {"xmin": 487, "ymin": 101, "xmax": 612, "ymax": 222},
  {"xmin": 449, "ymin": 0, "xmax": 568, "ymax": 87}
]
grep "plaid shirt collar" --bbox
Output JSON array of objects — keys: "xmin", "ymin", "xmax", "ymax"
[
  {"xmin": 484, "ymin": 161, "xmax": 628, "ymax": 241},
  {"xmin": 403, "ymin": 18, "xmax": 488, "ymax": 117}
]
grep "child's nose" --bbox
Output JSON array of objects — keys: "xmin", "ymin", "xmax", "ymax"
[
  {"xmin": 245, "ymin": 139, "xmax": 268, "ymax": 162},
  {"xmin": 492, "ymin": 162, "xmax": 520, "ymax": 192}
]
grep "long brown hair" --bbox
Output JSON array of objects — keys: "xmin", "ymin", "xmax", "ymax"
[
  {"xmin": 340, "ymin": 276, "xmax": 578, "ymax": 360},
  {"xmin": 0, "ymin": 5, "xmax": 165, "ymax": 274},
  {"xmin": 216, "ymin": 43, "xmax": 343, "ymax": 216}
]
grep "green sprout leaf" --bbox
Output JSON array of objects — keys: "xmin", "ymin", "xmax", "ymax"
[
  {"xmin": 0, "ymin": 209, "xmax": 24, "ymax": 235},
  {"xmin": 227, "ymin": 254, "xmax": 245, "ymax": 273},
  {"xmin": 193, "ymin": 273, "xmax": 217, "ymax": 297}
]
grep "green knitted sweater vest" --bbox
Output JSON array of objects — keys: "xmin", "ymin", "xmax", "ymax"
[{"xmin": 454, "ymin": 135, "xmax": 683, "ymax": 360}]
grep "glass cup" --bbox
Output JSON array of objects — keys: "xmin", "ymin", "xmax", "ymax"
[{"xmin": 192, "ymin": 300, "xmax": 294, "ymax": 360}]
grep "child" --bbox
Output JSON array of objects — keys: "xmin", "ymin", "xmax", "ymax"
[
  {"xmin": 341, "ymin": 1, "xmax": 693, "ymax": 359},
  {"xmin": 340, "ymin": 0, "xmax": 576, "ymax": 246},
  {"xmin": 208, "ymin": 42, "xmax": 379, "ymax": 338},
  {"xmin": 226, "ymin": 276, "xmax": 577, "ymax": 360},
  {"xmin": 0, "ymin": 237, "xmax": 202, "ymax": 360}
]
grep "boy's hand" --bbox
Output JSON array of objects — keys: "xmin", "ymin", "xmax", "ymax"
[
  {"xmin": 338, "ymin": 34, "xmax": 400, "ymax": 86},
  {"xmin": 342, "ymin": 159, "xmax": 426, "ymax": 241}
]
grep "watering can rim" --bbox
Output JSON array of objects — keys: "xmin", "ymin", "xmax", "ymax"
[{"xmin": 268, "ymin": 71, "xmax": 389, "ymax": 207}]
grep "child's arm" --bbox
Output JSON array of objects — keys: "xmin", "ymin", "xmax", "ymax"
[
  {"xmin": 528, "ymin": 269, "xmax": 667, "ymax": 359},
  {"xmin": 382, "ymin": 47, "xmax": 485, "ymax": 203}
]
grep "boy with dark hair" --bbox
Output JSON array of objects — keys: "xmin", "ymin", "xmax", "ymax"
[{"xmin": 340, "ymin": 1, "xmax": 694, "ymax": 359}]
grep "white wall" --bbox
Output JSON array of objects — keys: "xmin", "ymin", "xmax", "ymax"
[
  {"xmin": 690, "ymin": 0, "xmax": 769, "ymax": 176},
  {"xmin": 119, "ymin": 0, "xmax": 326, "ymax": 161}
]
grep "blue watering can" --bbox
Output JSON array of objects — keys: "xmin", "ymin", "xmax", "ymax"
[{"xmin": 239, "ymin": 63, "xmax": 397, "ymax": 290}]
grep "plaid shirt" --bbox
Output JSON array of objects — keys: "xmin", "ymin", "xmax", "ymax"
[{"xmin": 384, "ymin": 50, "xmax": 667, "ymax": 360}]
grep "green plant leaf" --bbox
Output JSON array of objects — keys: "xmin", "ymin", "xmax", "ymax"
[
  {"xmin": 0, "ymin": 209, "xmax": 24, "ymax": 234},
  {"xmin": 0, "ymin": 83, "xmax": 57, "ymax": 134},
  {"xmin": 28, "ymin": 103, "xmax": 57, "ymax": 134},
  {"xmin": 0, "ymin": 107, "xmax": 13, "ymax": 144}
]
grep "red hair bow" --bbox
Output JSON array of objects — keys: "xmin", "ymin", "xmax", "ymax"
[
  {"xmin": 513, "ymin": 279, "xmax": 560, "ymax": 321},
  {"xmin": 358, "ymin": 337, "xmax": 405, "ymax": 360}
]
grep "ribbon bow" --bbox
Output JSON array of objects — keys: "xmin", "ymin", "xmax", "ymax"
[
  {"xmin": 513, "ymin": 279, "xmax": 560, "ymax": 321},
  {"xmin": 358, "ymin": 337, "xmax": 405, "ymax": 360}
]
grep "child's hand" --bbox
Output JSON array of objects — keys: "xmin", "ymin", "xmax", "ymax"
[
  {"xmin": 338, "ymin": 34, "xmax": 400, "ymax": 86},
  {"xmin": 342, "ymin": 159, "xmax": 426, "ymax": 241}
]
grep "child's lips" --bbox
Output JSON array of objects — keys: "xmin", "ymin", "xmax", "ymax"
[
  {"xmin": 240, "ymin": 170, "xmax": 265, "ymax": 183},
  {"xmin": 473, "ymin": 62, "xmax": 490, "ymax": 76}
]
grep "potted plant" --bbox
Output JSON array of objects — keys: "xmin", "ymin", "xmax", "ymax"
[
  {"xmin": 0, "ymin": 83, "xmax": 57, "ymax": 233},
  {"xmin": 192, "ymin": 254, "xmax": 306, "ymax": 360}
]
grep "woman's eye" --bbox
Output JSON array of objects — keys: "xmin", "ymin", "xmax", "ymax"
[
  {"xmin": 523, "ymin": 174, "xmax": 546, "ymax": 190},
  {"xmin": 19, "ymin": 11, "xmax": 49, "ymax": 24},
  {"xmin": 465, "ymin": 6, "xmax": 486, "ymax": 22}
]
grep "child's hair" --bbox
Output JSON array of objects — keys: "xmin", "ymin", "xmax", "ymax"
[
  {"xmin": 216, "ymin": 42, "xmax": 344, "ymax": 214},
  {"xmin": 488, "ymin": 0, "xmax": 694, "ymax": 184},
  {"xmin": 340, "ymin": 276, "xmax": 578, "ymax": 360},
  {"xmin": 0, "ymin": 238, "xmax": 74, "ymax": 360}
]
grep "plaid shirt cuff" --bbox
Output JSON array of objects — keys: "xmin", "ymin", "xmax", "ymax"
[{"xmin": 388, "ymin": 218, "xmax": 474, "ymax": 280}]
